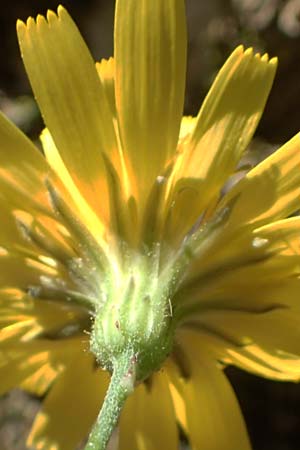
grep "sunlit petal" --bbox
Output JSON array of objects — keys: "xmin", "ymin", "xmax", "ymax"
[{"xmin": 115, "ymin": 0, "xmax": 187, "ymax": 212}]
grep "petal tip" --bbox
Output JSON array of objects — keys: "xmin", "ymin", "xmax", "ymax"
[
  {"xmin": 269, "ymin": 56, "xmax": 278, "ymax": 67},
  {"xmin": 26, "ymin": 16, "xmax": 35, "ymax": 28},
  {"xmin": 36, "ymin": 14, "xmax": 47, "ymax": 26},
  {"xmin": 261, "ymin": 52, "xmax": 269, "ymax": 62},
  {"xmin": 16, "ymin": 19, "xmax": 26, "ymax": 34},
  {"xmin": 232, "ymin": 45, "xmax": 244, "ymax": 57},
  {"xmin": 46, "ymin": 9, "xmax": 58, "ymax": 24},
  {"xmin": 57, "ymin": 5, "xmax": 69, "ymax": 20},
  {"xmin": 244, "ymin": 47, "xmax": 254, "ymax": 57}
]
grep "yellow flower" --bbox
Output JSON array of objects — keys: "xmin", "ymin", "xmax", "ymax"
[{"xmin": 0, "ymin": 1, "xmax": 300, "ymax": 449}]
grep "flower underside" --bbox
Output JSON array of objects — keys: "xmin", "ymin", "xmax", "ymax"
[{"xmin": 0, "ymin": 1, "xmax": 300, "ymax": 450}]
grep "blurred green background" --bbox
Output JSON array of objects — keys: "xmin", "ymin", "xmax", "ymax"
[{"xmin": 0, "ymin": 0, "xmax": 300, "ymax": 449}]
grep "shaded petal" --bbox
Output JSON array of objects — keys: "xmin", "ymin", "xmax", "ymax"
[
  {"xmin": 179, "ymin": 326, "xmax": 298, "ymax": 382},
  {"xmin": 21, "ymin": 359, "xmax": 60, "ymax": 396},
  {"xmin": 115, "ymin": 0, "xmax": 187, "ymax": 206},
  {"xmin": 165, "ymin": 47, "xmax": 277, "ymax": 239},
  {"xmin": 0, "ymin": 348, "xmax": 51, "ymax": 396},
  {"xmin": 119, "ymin": 371, "xmax": 178, "ymax": 450},
  {"xmin": 196, "ymin": 307, "xmax": 300, "ymax": 381},
  {"xmin": 28, "ymin": 347, "xmax": 109, "ymax": 450},
  {"xmin": 0, "ymin": 290, "xmax": 88, "ymax": 344},
  {"xmin": 0, "ymin": 337, "xmax": 81, "ymax": 396},
  {"xmin": 0, "ymin": 253, "xmax": 56, "ymax": 288},
  {"xmin": 0, "ymin": 200, "xmax": 74, "ymax": 265},
  {"xmin": 180, "ymin": 262, "xmax": 300, "ymax": 381},
  {"xmin": 40, "ymin": 129, "xmax": 109, "ymax": 248},
  {"xmin": 184, "ymin": 216, "xmax": 300, "ymax": 292},
  {"xmin": 0, "ymin": 111, "xmax": 88, "ymax": 265},
  {"xmin": 0, "ymin": 110, "xmax": 53, "ymax": 214},
  {"xmin": 17, "ymin": 7, "xmax": 119, "ymax": 226},
  {"xmin": 96, "ymin": 58, "xmax": 116, "ymax": 117},
  {"xmin": 171, "ymin": 331, "xmax": 251, "ymax": 450},
  {"xmin": 219, "ymin": 132, "xmax": 300, "ymax": 230}
]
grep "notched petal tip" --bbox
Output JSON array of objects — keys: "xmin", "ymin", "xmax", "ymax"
[
  {"xmin": 57, "ymin": 4, "xmax": 68, "ymax": 18},
  {"xmin": 244, "ymin": 48, "xmax": 277, "ymax": 67},
  {"xmin": 269, "ymin": 56, "xmax": 278, "ymax": 68},
  {"xmin": 18, "ymin": 7, "xmax": 65, "ymax": 32},
  {"xmin": 26, "ymin": 16, "xmax": 36, "ymax": 30},
  {"xmin": 16, "ymin": 19, "xmax": 26, "ymax": 34},
  {"xmin": 36, "ymin": 14, "xmax": 47, "ymax": 28},
  {"xmin": 234, "ymin": 44, "xmax": 244, "ymax": 54},
  {"xmin": 244, "ymin": 47, "xmax": 254, "ymax": 56},
  {"xmin": 46, "ymin": 9, "xmax": 58, "ymax": 24}
]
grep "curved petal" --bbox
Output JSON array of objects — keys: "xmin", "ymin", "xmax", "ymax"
[
  {"xmin": 165, "ymin": 47, "xmax": 277, "ymax": 239},
  {"xmin": 180, "ymin": 263, "xmax": 300, "ymax": 381},
  {"xmin": 0, "ymin": 347, "xmax": 51, "ymax": 397},
  {"xmin": 0, "ymin": 289, "xmax": 89, "ymax": 345},
  {"xmin": 219, "ymin": 132, "xmax": 300, "ymax": 230},
  {"xmin": 0, "ymin": 253, "xmax": 55, "ymax": 288},
  {"xmin": 96, "ymin": 58, "xmax": 116, "ymax": 118},
  {"xmin": 28, "ymin": 348, "xmax": 109, "ymax": 450},
  {"xmin": 172, "ymin": 331, "xmax": 251, "ymax": 450},
  {"xmin": 115, "ymin": 0, "xmax": 187, "ymax": 207},
  {"xmin": 119, "ymin": 371, "xmax": 178, "ymax": 450},
  {"xmin": 0, "ymin": 110, "xmax": 53, "ymax": 214},
  {"xmin": 0, "ymin": 111, "xmax": 86, "ymax": 263},
  {"xmin": 184, "ymin": 216, "xmax": 300, "ymax": 291},
  {"xmin": 197, "ymin": 307, "xmax": 300, "ymax": 381},
  {"xmin": 20, "ymin": 361, "xmax": 60, "ymax": 396},
  {"xmin": 17, "ymin": 6, "xmax": 119, "ymax": 226},
  {"xmin": 0, "ymin": 337, "xmax": 81, "ymax": 396},
  {"xmin": 40, "ymin": 128, "xmax": 109, "ymax": 248}
]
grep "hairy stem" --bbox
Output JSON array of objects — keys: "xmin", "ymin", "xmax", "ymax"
[{"xmin": 84, "ymin": 349, "xmax": 136, "ymax": 450}]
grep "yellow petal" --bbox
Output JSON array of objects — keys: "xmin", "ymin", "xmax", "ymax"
[
  {"xmin": 0, "ymin": 348, "xmax": 50, "ymax": 396},
  {"xmin": 179, "ymin": 327, "xmax": 296, "ymax": 382},
  {"xmin": 180, "ymin": 332, "xmax": 251, "ymax": 450},
  {"xmin": 0, "ymin": 337, "xmax": 80, "ymax": 396},
  {"xmin": 219, "ymin": 132, "xmax": 300, "ymax": 230},
  {"xmin": 0, "ymin": 290, "xmax": 89, "ymax": 345},
  {"xmin": 115, "ymin": 0, "xmax": 187, "ymax": 208},
  {"xmin": 40, "ymin": 128, "xmax": 109, "ymax": 248},
  {"xmin": 179, "ymin": 116, "xmax": 197, "ymax": 142},
  {"xmin": 165, "ymin": 359, "xmax": 188, "ymax": 433},
  {"xmin": 165, "ymin": 47, "xmax": 277, "ymax": 239},
  {"xmin": 21, "ymin": 360, "xmax": 60, "ymax": 396},
  {"xmin": 199, "ymin": 307, "xmax": 300, "ymax": 381},
  {"xmin": 0, "ymin": 253, "xmax": 54, "ymax": 288},
  {"xmin": 96, "ymin": 58, "xmax": 116, "ymax": 117},
  {"xmin": 0, "ymin": 110, "xmax": 53, "ymax": 214},
  {"xmin": 0, "ymin": 107, "xmax": 93, "ymax": 264},
  {"xmin": 28, "ymin": 348, "xmax": 109, "ymax": 450},
  {"xmin": 17, "ymin": 7, "xmax": 119, "ymax": 226},
  {"xmin": 119, "ymin": 371, "xmax": 178, "ymax": 450},
  {"xmin": 184, "ymin": 216, "xmax": 300, "ymax": 292}
]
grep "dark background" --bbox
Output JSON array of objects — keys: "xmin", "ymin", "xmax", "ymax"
[{"xmin": 0, "ymin": 0, "xmax": 300, "ymax": 449}]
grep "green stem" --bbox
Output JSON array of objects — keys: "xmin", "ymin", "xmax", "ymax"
[{"xmin": 84, "ymin": 349, "xmax": 136, "ymax": 450}]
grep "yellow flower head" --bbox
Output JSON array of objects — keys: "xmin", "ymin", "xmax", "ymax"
[{"xmin": 0, "ymin": 1, "xmax": 300, "ymax": 449}]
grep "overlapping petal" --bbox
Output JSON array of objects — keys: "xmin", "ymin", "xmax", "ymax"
[
  {"xmin": 2, "ymin": 2, "xmax": 299, "ymax": 450},
  {"xmin": 168, "ymin": 331, "xmax": 251, "ymax": 450},
  {"xmin": 0, "ymin": 111, "xmax": 52, "ymax": 215},
  {"xmin": 28, "ymin": 341, "xmax": 109, "ymax": 450},
  {"xmin": 17, "ymin": 6, "xmax": 120, "ymax": 229},
  {"xmin": 164, "ymin": 47, "xmax": 277, "ymax": 240},
  {"xmin": 184, "ymin": 216, "xmax": 300, "ymax": 291},
  {"xmin": 119, "ymin": 371, "xmax": 178, "ymax": 450},
  {"xmin": 115, "ymin": 0, "xmax": 187, "ymax": 215},
  {"xmin": 219, "ymin": 132, "xmax": 300, "ymax": 230}
]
